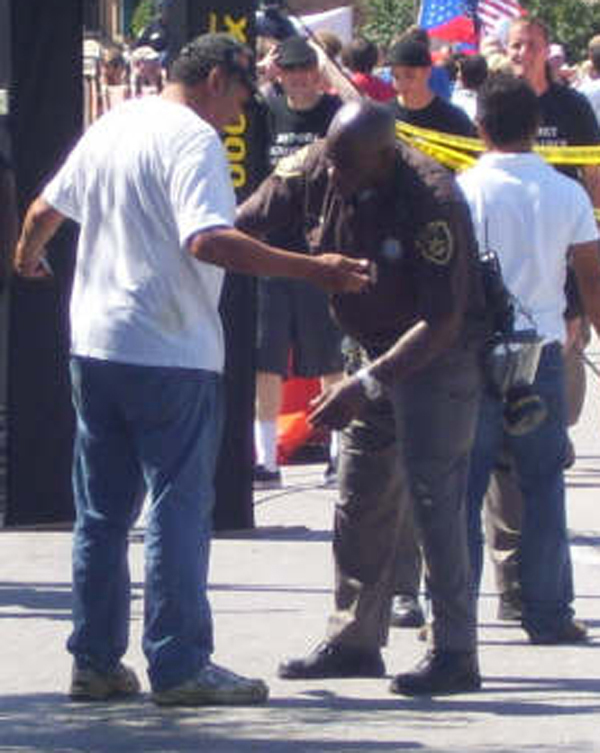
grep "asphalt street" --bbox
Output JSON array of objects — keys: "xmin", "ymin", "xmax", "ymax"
[{"xmin": 1, "ymin": 343, "xmax": 600, "ymax": 752}]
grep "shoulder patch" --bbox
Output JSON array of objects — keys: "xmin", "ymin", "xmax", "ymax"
[
  {"xmin": 274, "ymin": 145, "xmax": 311, "ymax": 179},
  {"xmin": 415, "ymin": 220, "xmax": 454, "ymax": 266}
]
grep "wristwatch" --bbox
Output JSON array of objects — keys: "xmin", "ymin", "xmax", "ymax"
[{"xmin": 355, "ymin": 367, "xmax": 384, "ymax": 401}]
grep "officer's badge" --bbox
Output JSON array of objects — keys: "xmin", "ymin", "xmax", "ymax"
[
  {"xmin": 416, "ymin": 221, "xmax": 454, "ymax": 266},
  {"xmin": 380, "ymin": 237, "xmax": 403, "ymax": 263},
  {"xmin": 274, "ymin": 145, "xmax": 311, "ymax": 178}
]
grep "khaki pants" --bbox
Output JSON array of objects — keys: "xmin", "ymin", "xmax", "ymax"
[{"xmin": 326, "ymin": 348, "xmax": 481, "ymax": 653}]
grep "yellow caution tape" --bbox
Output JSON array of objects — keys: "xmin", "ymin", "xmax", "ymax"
[{"xmin": 396, "ymin": 121, "xmax": 600, "ymax": 167}]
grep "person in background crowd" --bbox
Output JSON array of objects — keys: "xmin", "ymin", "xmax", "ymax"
[
  {"xmin": 131, "ymin": 45, "xmax": 164, "ymax": 97},
  {"xmin": 239, "ymin": 100, "xmax": 488, "ymax": 696},
  {"xmin": 313, "ymin": 30, "xmax": 344, "ymax": 95},
  {"xmin": 135, "ymin": 0, "xmax": 171, "ymax": 66},
  {"xmin": 547, "ymin": 43, "xmax": 576, "ymax": 86},
  {"xmin": 451, "ymin": 54, "xmax": 489, "ymax": 121},
  {"xmin": 341, "ymin": 37, "xmax": 396, "ymax": 102},
  {"xmin": 253, "ymin": 35, "xmax": 345, "ymax": 490},
  {"xmin": 459, "ymin": 71, "xmax": 600, "ymax": 645},
  {"xmin": 98, "ymin": 46, "xmax": 131, "ymax": 114},
  {"xmin": 481, "ymin": 16, "xmax": 600, "ymax": 622},
  {"xmin": 12, "ymin": 32, "xmax": 369, "ymax": 707},
  {"xmin": 387, "ymin": 38, "xmax": 476, "ymax": 138},
  {"xmin": 577, "ymin": 35, "xmax": 600, "ymax": 124},
  {"xmin": 255, "ymin": 4, "xmax": 297, "ymax": 98},
  {"xmin": 377, "ymin": 26, "xmax": 452, "ymax": 102}
]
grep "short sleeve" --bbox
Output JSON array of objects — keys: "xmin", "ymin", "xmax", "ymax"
[
  {"xmin": 42, "ymin": 137, "xmax": 88, "ymax": 222},
  {"xmin": 168, "ymin": 125, "xmax": 237, "ymax": 246}
]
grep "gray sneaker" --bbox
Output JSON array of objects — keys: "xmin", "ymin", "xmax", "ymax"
[
  {"xmin": 152, "ymin": 662, "xmax": 269, "ymax": 706},
  {"xmin": 70, "ymin": 662, "xmax": 141, "ymax": 701}
]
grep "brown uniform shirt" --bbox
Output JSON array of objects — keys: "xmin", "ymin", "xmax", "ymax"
[{"xmin": 237, "ymin": 139, "xmax": 486, "ymax": 355}]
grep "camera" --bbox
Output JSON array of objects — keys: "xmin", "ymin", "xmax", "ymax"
[{"xmin": 480, "ymin": 249, "xmax": 546, "ymax": 436}]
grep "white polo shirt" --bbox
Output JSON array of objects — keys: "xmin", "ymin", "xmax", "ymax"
[
  {"xmin": 458, "ymin": 152, "xmax": 599, "ymax": 344},
  {"xmin": 43, "ymin": 96, "xmax": 236, "ymax": 372}
]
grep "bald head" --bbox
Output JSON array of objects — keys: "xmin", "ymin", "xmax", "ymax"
[
  {"xmin": 325, "ymin": 101, "xmax": 397, "ymax": 198},
  {"xmin": 327, "ymin": 100, "xmax": 396, "ymax": 154}
]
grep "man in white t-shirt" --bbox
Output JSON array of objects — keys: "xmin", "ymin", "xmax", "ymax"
[
  {"xmin": 458, "ymin": 72, "xmax": 600, "ymax": 645},
  {"xmin": 577, "ymin": 35, "xmax": 600, "ymax": 125},
  {"xmin": 13, "ymin": 33, "xmax": 369, "ymax": 706}
]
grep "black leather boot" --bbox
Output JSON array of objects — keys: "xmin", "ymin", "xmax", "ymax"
[
  {"xmin": 390, "ymin": 649, "xmax": 481, "ymax": 696},
  {"xmin": 278, "ymin": 642, "xmax": 385, "ymax": 679}
]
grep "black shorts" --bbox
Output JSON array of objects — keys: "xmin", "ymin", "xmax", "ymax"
[{"xmin": 256, "ymin": 277, "xmax": 344, "ymax": 378}]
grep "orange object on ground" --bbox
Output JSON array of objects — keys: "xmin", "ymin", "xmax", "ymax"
[{"xmin": 277, "ymin": 377, "xmax": 321, "ymax": 463}]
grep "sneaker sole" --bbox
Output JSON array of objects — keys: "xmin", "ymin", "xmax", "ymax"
[{"xmin": 69, "ymin": 685, "xmax": 141, "ymax": 702}]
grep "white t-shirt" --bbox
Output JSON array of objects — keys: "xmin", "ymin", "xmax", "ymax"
[
  {"xmin": 458, "ymin": 152, "xmax": 599, "ymax": 344},
  {"xmin": 451, "ymin": 87, "xmax": 477, "ymax": 122},
  {"xmin": 43, "ymin": 96, "xmax": 236, "ymax": 372},
  {"xmin": 577, "ymin": 78, "xmax": 600, "ymax": 126}
]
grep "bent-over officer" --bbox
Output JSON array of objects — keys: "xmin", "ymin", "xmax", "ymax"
[{"xmin": 237, "ymin": 100, "xmax": 488, "ymax": 696}]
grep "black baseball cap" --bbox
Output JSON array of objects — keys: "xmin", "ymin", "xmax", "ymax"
[
  {"xmin": 174, "ymin": 33, "xmax": 257, "ymax": 93},
  {"xmin": 256, "ymin": 7, "xmax": 297, "ymax": 41},
  {"xmin": 387, "ymin": 39, "xmax": 432, "ymax": 68},
  {"xmin": 276, "ymin": 36, "xmax": 318, "ymax": 69}
]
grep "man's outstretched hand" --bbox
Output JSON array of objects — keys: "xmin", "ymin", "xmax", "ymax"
[{"xmin": 312, "ymin": 254, "xmax": 373, "ymax": 294}]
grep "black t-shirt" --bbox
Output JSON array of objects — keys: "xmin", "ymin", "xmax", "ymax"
[
  {"xmin": 538, "ymin": 83, "xmax": 600, "ymax": 147},
  {"xmin": 266, "ymin": 92, "xmax": 342, "ymax": 169},
  {"xmin": 387, "ymin": 95, "xmax": 476, "ymax": 138}
]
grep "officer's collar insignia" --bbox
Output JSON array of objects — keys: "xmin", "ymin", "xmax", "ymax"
[
  {"xmin": 416, "ymin": 221, "xmax": 453, "ymax": 266},
  {"xmin": 274, "ymin": 145, "xmax": 311, "ymax": 179},
  {"xmin": 381, "ymin": 238, "xmax": 403, "ymax": 263}
]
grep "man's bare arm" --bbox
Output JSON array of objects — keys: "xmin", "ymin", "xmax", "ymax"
[
  {"xmin": 308, "ymin": 314, "xmax": 460, "ymax": 430},
  {"xmin": 188, "ymin": 226, "xmax": 370, "ymax": 294},
  {"xmin": 13, "ymin": 196, "xmax": 65, "ymax": 278},
  {"xmin": 571, "ymin": 239, "xmax": 600, "ymax": 337}
]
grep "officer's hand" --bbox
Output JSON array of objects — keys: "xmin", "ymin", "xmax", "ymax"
[
  {"xmin": 313, "ymin": 253, "xmax": 371, "ymax": 294},
  {"xmin": 307, "ymin": 376, "xmax": 368, "ymax": 430}
]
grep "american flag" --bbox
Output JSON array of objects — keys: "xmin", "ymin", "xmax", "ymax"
[
  {"xmin": 477, "ymin": 0, "xmax": 525, "ymax": 37},
  {"xmin": 419, "ymin": 1, "xmax": 525, "ymax": 43},
  {"xmin": 419, "ymin": 0, "xmax": 479, "ymax": 44}
]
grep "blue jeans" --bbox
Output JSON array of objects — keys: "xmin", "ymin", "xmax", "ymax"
[
  {"xmin": 67, "ymin": 357, "xmax": 224, "ymax": 692},
  {"xmin": 467, "ymin": 343, "xmax": 574, "ymax": 635}
]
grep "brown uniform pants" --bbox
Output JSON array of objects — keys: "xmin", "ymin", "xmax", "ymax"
[{"xmin": 326, "ymin": 348, "xmax": 481, "ymax": 653}]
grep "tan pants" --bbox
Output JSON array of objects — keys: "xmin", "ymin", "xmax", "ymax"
[{"xmin": 326, "ymin": 348, "xmax": 481, "ymax": 653}]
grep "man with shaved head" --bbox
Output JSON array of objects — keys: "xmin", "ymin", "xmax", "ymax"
[{"xmin": 238, "ymin": 100, "xmax": 488, "ymax": 696}]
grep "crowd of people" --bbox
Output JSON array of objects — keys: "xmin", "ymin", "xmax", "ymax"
[{"xmin": 4, "ymin": 2, "xmax": 600, "ymax": 709}]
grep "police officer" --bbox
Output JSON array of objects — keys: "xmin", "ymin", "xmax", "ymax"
[{"xmin": 238, "ymin": 101, "xmax": 487, "ymax": 696}]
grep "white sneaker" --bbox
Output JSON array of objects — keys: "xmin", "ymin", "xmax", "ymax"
[
  {"xmin": 152, "ymin": 662, "xmax": 269, "ymax": 706},
  {"xmin": 70, "ymin": 662, "xmax": 141, "ymax": 701}
]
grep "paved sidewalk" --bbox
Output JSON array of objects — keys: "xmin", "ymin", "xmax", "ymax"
[{"xmin": 2, "ymin": 348, "xmax": 600, "ymax": 752}]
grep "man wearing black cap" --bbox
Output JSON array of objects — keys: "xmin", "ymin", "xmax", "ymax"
[
  {"xmin": 13, "ymin": 33, "xmax": 369, "ymax": 707},
  {"xmin": 387, "ymin": 37, "xmax": 475, "ymax": 138},
  {"xmin": 253, "ymin": 35, "xmax": 344, "ymax": 489}
]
